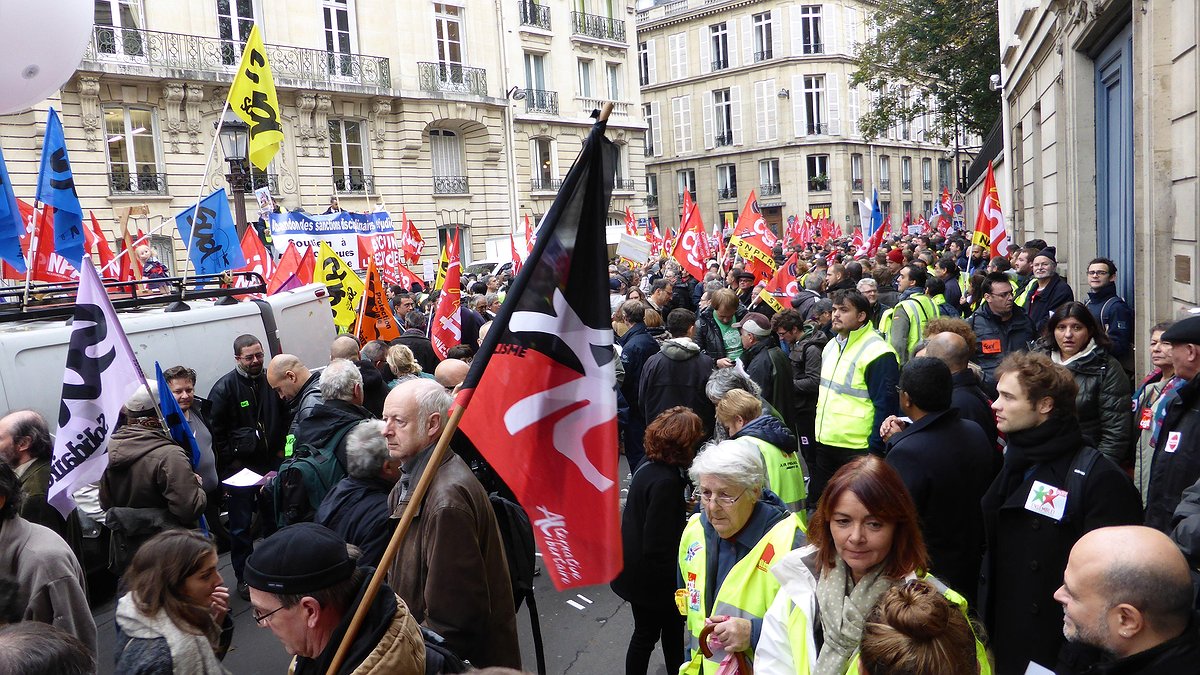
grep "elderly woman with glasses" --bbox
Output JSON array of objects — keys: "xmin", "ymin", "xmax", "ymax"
[{"xmin": 677, "ymin": 438, "xmax": 806, "ymax": 674}]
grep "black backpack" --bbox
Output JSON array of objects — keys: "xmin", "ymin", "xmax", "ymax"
[
  {"xmin": 267, "ymin": 422, "xmax": 356, "ymax": 528},
  {"xmin": 488, "ymin": 493, "xmax": 546, "ymax": 675}
]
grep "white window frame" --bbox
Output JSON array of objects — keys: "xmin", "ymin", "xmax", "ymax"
[
  {"xmin": 217, "ymin": 0, "xmax": 258, "ymax": 66},
  {"xmin": 710, "ymin": 22, "xmax": 729, "ymax": 70},
  {"xmin": 577, "ymin": 58, "xmax": 594, "ymax": 98},
  {"xmin": 803, "ymin": 75, "xmax": 825, "ymax": 134},
  {"xmin": 429, "ymin": 128, "xmax": 463, "ymax": 178},
  {"xmin": 677, "ymin": 169, "xmax": 697, "ymax": 202},
  {"xmin": 531, "ymin": 137, "xmax": 555, "ymax": 188},
  {"xmin": 807, "ymin": 154, "xmax": 829, "ymax": 189},
  {"xmin": 671, "ymin": 96, "xmax": 692, "ymax": 154},
  {"xmin": 717, "ymin": 164, "xmax": 737, "ymax": 199},
  {"xmin": 103, "ymin": 105, "xmax": 162, "ymax": 192},
  {"xmin": 330, "ymin": 118, "xmax": 370, "ymax": 190},
  {"xmin": 752, "ymin": 12, "xmax": 773, "ymax": 61},
  {"xmin": 95, "ymin": 0, "xmax": 147, "ymax": 60},
  {"xmin": 922, "ymin": 158, "xmax": 933, "ymax": 190},
  {"xmin": 433, "ymin": 3, "xmax": 464, "ymax": 67},
  {"xmin": 759, "ymin": 159, "xmax": 780, "ymax": 189},
  {"xmin": 799, "ymin": 5, "xmax": 823, "ymax": 54},
  {"xmin": 713, "ymin": 88, "xmax": 733, "ymax": 144},
  {"xmin": 524, "ymin": 52, "xmax": 546, "ymax": 91},
  {"xmin": 901, "ymin": 156, "xmax": 912, "ymax": 191},
  {"xmin": 606, "ymin": 62, "xmax": 620, "ymax": 100},
  {"xmin": 323, "ymin": 0, "xmax": 359, "ymax": 78}
]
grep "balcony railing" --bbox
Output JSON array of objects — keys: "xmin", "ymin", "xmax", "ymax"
[
  {"xmin": 808, "ymin": 178, "xmax": 829, "ymax": 192},
  {"xmin": 571, "ymin": 11, "xmax": 627, "ymax": 43},
  {"xmin": 880, "ymin": 178, "xmax": 891, "ymax": 191},
  {"xmin": 717, "ymin": 187, "xmax": 737, "ymax": 200},
  {"xmin": 645, "ymin": 195, "xmax": 659, "ymax": 209},
  {"xmin": 530, "ymin": 178, "xmax": 563, "ymax": 192},
  {"xmin": 519, "ymin": 0, "xmax": 552, "ymax": 30},
  {"xmin": 801, "ymin": 42, "xmax": 824, "ymax": 55},
  {"xmin": 711, "ymin": 57, "xmax": 729, "ymax": 71},
  {"xmin": 418, "ymin": 62, "xmax": 487, "ymax": 96},
  {"xmin": 109, "ymin": 171, "xmax": 168, "ymax": 195},
  {"xmin": 852, "ymin": 178, "xmax": 864, "ymax": 191},
  {"xmin": 249, "ymin": 172, "xmax": 279, "ymax": 194},
  {"xmin": 902, "ymin": 179, "xmax": 912, "ymax": 191},
  {"xmin": 434, "ymin": 176, "xmax": 470, "ymax": 194},
  {"xmin": 714, "ymin": 130, "xmax": 734, "ymax": 147},
  {"xmin": 578, "ymin": 98, "xmax": 629, "ymax": 116},
  {"xmin": 81, "ymin": 26, "xmax": 391, "ymax": 90},
  {"xmin": 759, "ymin": 183, "xmax": 781, "ymax": 197},
  {"xmin": 753, "ymin": 49, "xmax": 773, "ymax": 62},
  {"xmin": 614, "ymin": 178, "xmax": 636, "ymax": 191},
  {"xmin": 523, "ymin": 89, "xmax": 559, "ymax": 115},
  {"xmin": 807, "ymin": 123, "xmax": 828, "ymax": 135},
  {"xmin": 923, "ymin": 179, "xmax": 933, "ymax": 190},
  {"xmin": 333, "ymin": 173, "xmax": 375, "ymax": 194}
]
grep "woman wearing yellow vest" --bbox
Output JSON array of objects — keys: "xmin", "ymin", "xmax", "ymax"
[
  {"xmin": 717, "ymin": 389, "xmax": 808, "ymax": 515},
  {"xmin": 676, "ymin": 439, "xmax": 807, "ymax": 674},
  {"xmin": 857, "ymin": 579, "xmax": 981, "ymax": 674}
]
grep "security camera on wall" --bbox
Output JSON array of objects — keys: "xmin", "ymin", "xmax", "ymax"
[{"xmin": 989, "ymin": 74, "xmax": 1002, "ymax": 92}]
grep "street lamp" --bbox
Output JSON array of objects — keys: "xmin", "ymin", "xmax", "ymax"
[{"xmin": 215, "ymin": 118, "xmax": 252, "ymax": 237}]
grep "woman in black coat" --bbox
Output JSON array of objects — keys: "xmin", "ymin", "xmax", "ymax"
[{"xmin": 611, "ymin": 406, "xmax": 705, "ymax": 675}]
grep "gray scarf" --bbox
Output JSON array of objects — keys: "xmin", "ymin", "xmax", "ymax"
[{"xmin": 813, "ymin": 559, "xmax": 895, "ymax": 675}]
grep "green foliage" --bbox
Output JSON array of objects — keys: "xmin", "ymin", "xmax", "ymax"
[{"xmin": 849, "ymin": 0, "xmax": 1000, "ymax": 143}]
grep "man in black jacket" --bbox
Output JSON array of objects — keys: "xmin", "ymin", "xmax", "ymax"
[
  {"xmin": 922, "ymin": 331, "xmax": 999, "ymax": 452},
  {"xmin": 208, "ymin": 334, "xmax": 289, "ymax": 600},
  {"xmin": 884, "ymin": 357, "xmax": 994, "ymax": 606},
  {"xmin": 736, "ymin": 312, "xmax": 795, "ymax": 436},
  {"xmin": 968, "ymin": 272, "xmax": 1036, "ymax": 385},
  {"xmin": 979, "ymin": 352, "xmax": 1142, "ymax": 674},
  {"xmin": 392, "ymin": 310, "xmax": 439, "ymax": 375},
  {"xmin": 1021, "ymin": 246, "xmax": 1075, "ymax": 332},
  {"xmin": 619, "ymin": 301, "xmax": 661, "ymax": 471},
  {"xmin": 1145, "ymin": 316, "xmax": 1200, "ymax": 532},
  {"xmin": 640, "ymin": 309, "xmax": 715, "ymax": 437},
  {"xmin": 771, "ymin": 309, "xmax": 827, "ymax": 461},
  {"xmin": 695, "ymin": 288, "xmax": 745, "ymax": 365}
]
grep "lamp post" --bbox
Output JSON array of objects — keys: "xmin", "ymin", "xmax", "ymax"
[{"xmin": 216, "ymin": 118, "xmax": 252, "ymax": 237}]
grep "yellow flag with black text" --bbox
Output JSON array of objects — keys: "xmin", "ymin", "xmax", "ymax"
[
  {"xmin": 227, "ymin": 25, "xmax": 283, "ymax": 171},
  {"xmin": 316, "ymin": 241, "xmax": 365, "ymax": 329},
  {"xmin": 434, "ymin": 240, "xmax": 450, "ymax": 291}
]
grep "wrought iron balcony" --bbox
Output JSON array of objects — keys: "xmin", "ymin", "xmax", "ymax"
[
  {"xmin": 81, "ymin": 26, "xmax": 391, "ymax": 91},
  {"xmin": 759, "ymin": 183, "xmax": 781, "ymax": 197},
  {"xmin": 249, "ymin": 172, "xmax": 279, "ymax": 194},
  {"xmin": 109, "ymin": 171, "xmax": 168, "ymax": 195},
  {"xmin": 717, "ymin": 187, "xmax": 737, "ymax": 201},
  {"xmin": 807, "ymin": 123, "xmax": 828, "ymax": 135},
  {"xmin": 571, "ymin": 11, "xmax": 627, "ymax": 43},
  {"xmin": 333, "ymin": 173, "xmax": 375, "ymax": 194},
  {"xmin": 645, "ymin": 195, "xmax": 659, "ymax": 209},
  {"xmin": 418, "ymin": 62, "xmax": 488, "ymax": 96},
  {"xmin": 519, "ymin": 0, "xmax": 552, "ymax": 30},
  {"xmin": 530, "ymin": 178, "xmax": 563, "ymax": 192},
  {"xmin": 852, "ymin": 178, "xmax": 864, "ymax": 191},
  {"xmin": 801, "ymin": 42, "xmax": 824, "ymax": 55},
  {"xmin": 614, "ymin": 178, "xmax": 636, "ymax": 192},
  {"xmin": 923, "ymin": 179, "xmax": 933, "ymax": 190},
  {"xmin": 714, "ymin": 130, "xmax": 734, "ymax": 147},
  {"xmin": 711, "ymin": 57, "xmax": 729, "ymax": 71},
  {"xmin": 880, "ymin": 178, "xmax": 891, "ymax": 191},
  {"xmin": 523, "ymin": 89, "xmax": 559, "ymax": 115},
  {"xmin": 808, "ymin": 178, "xmax": 829, "ymax": 192},
  {"xmin": 753, "ymin": 49, "xmax": 773, "ymax": 62},
  {"xmin": 434, "ymin": 176, "xmax": 470, "ymax": 194},
  {"xmin": 902, "ymin": 179, "xmax": 912, "ymax": 191}
]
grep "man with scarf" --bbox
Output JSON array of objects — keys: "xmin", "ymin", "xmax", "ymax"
[{"xmin": 979, "ymin": 351, "xmax": 1141, "ymax": 674}]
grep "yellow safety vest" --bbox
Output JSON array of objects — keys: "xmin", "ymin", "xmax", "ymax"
[
  {"xmin": 744, "ymin": 437, "xmax": 807, "ymax": 517},
  {"xmin": 879, "ymin": 294, "xmax": 937, "ymax": 359},
  {"xmin": 677, "ymin": 513, "xmax": 804, "ymax": 675},
  {"xmin": 842, "ymin": 574, "xmax": 992, "ymax": 675},
  {"xmin": 1014, "ymin": 278, "xmax": 1037, "ymax": 307},
  {"xmin": 816, "ymin": 325, "xmax": 897, "ymax": 449}
]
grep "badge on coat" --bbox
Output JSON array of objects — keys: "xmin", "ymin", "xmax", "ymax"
[
  {"xmin": 686, "ymin": 572, "xmax": 700, "ymax": 611},
  {"xmin": 685, "ymin": 541, "xmax": 702, "ymax": 562},
  {"xmin": 981, "ymin": 339, "xmax": 1001, "ymax": 354},
  {"xmin": 1166, "ymin": 431, "xmax": 1183, "ymax": 453},
  {"xmin": 1139, "ymin": 407, "xmax": 1152, "ymax": 431},
  {"xmin": 1024, "ymin": 480, "xmax": 1068, "ymax": 521}
]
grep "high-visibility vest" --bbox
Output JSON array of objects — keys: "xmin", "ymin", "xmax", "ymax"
[
  {"xmin": 677, "ymin": 513, "xmax": 804, "ymax": 675},
  {"xmin": 878, "ymin": 294, "xmax": 937, "ymax": 359},
  {"xmin": 842, "ymin": 574, "xmax": 993, "ymax": 675},
  {"xmin": 744, "ymin": 437, "xmax": 807, "ymax": 516},
  {"xmin": 1015, "ymin": 278, "xmax": 1038, "ymax": 307},
  {"xmin": 816, "ymin": 325, "xmax": 897, "ymax": 449}
]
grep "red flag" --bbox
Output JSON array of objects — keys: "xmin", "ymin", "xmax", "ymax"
[
  {"xmin": 267, "ymin": 242, "xmax": 302, "ymax": 295},
  {"xmin": 866, "ymin": 220, "xmax": 888, "ymax": 257},
  {"xmin": 624, "ymin": 207, "xmax": 636, "ymax": 236},
  {"xmin": 851, "ymin": 228, "xmax": 865, "ymax": 255},
  {"xmin": 510, "ymin": 229, "xmax": 523, "ymax": 275},
  {"xmin": 27, "ymin": 204, "xmax": 76, "ymax": 283},
  {"xmin": 298, "ymin": 246, "xmax": 315, "ymax": 285},
  {"xmin": 357, "ymin": 257, "xmax": 402, "ymax": 342},
  {"xmin": 758, "ymin": 252, "xmax": 800, "ymax": 313},
  {"xmin": 429, "ymin": 231, "xmax": 462, "ymax": 358},
  {"xmin": 971, "ymin": 162, "xmax": 1009, "ymax": 257},
  {"xmin": 728, "ymin": 191, "xmax": 779, "ymax": 283},
  {"xmin": 902, "ymin": 211, "xmax": 912, "ymax": 235},
  {"xmin": 524, "ymin": 213, "xmax": 536, "ymax": 252},
  {"xmin": 234, "ymin": 226, "xmax": 273, "ymax": 296},
  {"xmin": 671, "ymin": 196, "xmax": 710, "ymax": 282},
  {"xmin": 457, "ymin": 119, "xmax": 620, "ymax": 590},
  {"xmin": 399, "ymin": 210, "xmax": 424, "ymax": 265},
  {"xmin": 87, "ymin": 212, "xmax": 119, "ymax": 279},
  {"xmin": 646, "ymin": 217, "xmax": 661, "ymax": 257},
  {"xmin": 938, "ymin": 187, "xmax": 954, "ymax": 235}
]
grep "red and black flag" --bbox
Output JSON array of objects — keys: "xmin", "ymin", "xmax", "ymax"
[{"xmin": 455, "ymin": 116, "xmax": 621, "ymax": 591}]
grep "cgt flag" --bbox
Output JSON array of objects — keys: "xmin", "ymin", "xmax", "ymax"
[
  {"xmin": 671, "ymin": 192, "xmax": 709, "ymax": 282},
  {"xmin": 457, "ymin": 116, "xmax": 621, "ymax": 591},
  {"xmin": 972, "ymin": 161, "xmax": 1010, "ymax": 258},
  {"xmin": 728, "ymin": 190, "xmax": 779, "ymax": 283},
  {"xmin": 36, "ymin": 108, "xmax": 86, "ymax": 265},
  {"xmin": 227, "ymin": 25, "xmax": 283, "ymax": 171},
  {"xmin": 429, "ymin": 230, "xmax": 462, "ymax": 358},
  {"xmin": 316, "ymin": 240, "xmax": 365, "ymax": 329},
  {"xmin": 48, "ymin": 260, "xmax": 148, "ymax": 517},
  {"xmin": 176, "ymin": 189, "xmax": 247, "ymax": 275},
  {"xmin": 759, "ymin": 252, "xmax": 800, "ymax": 313}
]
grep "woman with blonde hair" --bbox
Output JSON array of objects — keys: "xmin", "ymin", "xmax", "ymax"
[
  {"xmin": 114, "ymin": 529, "xmax": 232, "ymax": 673},
  {"xmin": 385, "ymin": 343, "xmax": 424, "ymax": 387},
  {"xmin": 859, "ymin": 580, "xmax": 979, "ymax": 675}
]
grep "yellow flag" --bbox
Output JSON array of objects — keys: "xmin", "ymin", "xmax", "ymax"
[
  {"xmin": 316, "ymin": 241, "xmax": 365, "ymax": 328},
  {"xmin": 434, "ymin": 241, "xmax": 450, "ymax": 291},
  {"xmin": 227, "ymin": 25, "xmax": 283, "ymax": 171}
]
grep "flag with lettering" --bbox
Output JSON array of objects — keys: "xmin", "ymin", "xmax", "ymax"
[
  {"xmin": 972, "ymin": 161, "xmax": 1009, "ymax": 257},
  {"xmin": 758, "ymin": 252, "xmax": 800, "ymax": 313},
  {"xmin": 357, "ymin": 257, "xmax": 402, "ymax": 342},
  {"xmin": 316, "ymin": 240, "xmax": 364, "ymax": 329},
  {"xmin": 429, "ymin": 231, "xmax": 461, "ymax": 358},
  {"xmin": 227, "ymin": 24, "xmax": 283, "ymax": 171},
  {"xmin": 48, "ymin": 260, "xmax": 148, "ymax": 517},
  {"xmin": 0, "ymin": 202, "xmax": 75, "ymax": 283},
  {"xmin": 399, "ymin": 210, "xmax": 424, "ymax": 265},
  {"xmin": 36, "ymin": 108, "xmax": 86, "ymax": 265},
  {"xmin": 175, "ymin": 189, "xmax": 246, "ymax": 275},
  {"xmin": 671, "ymin": 192, "xmax": 709, "ymax": 282},
  {"xmin": 728, "ymin": 190, "xmax": 779, "ymax": 283},
  {"xmin": 234, "ymin": 224, "xmax": 272, "ymax": 297},
  {"xmin": 0, "ymin": 145, "xmax": 26, "ymax": 273},
  {"xmin": 457, "ymin": 116, "xmax": 621, "ymax": 590}
]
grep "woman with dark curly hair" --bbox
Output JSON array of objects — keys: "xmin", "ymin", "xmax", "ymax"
[{"xmin": 611, "ymin": 407, "xmax": 705, "ymax": 675}]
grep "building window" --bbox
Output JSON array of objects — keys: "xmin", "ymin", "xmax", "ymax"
[
  {"xmin": 901, "ymin": 156, "xmax": 912, "ymax": 191},
  {"xmin": 524, "ymin": 52, "xmax": 546, "ymax": 90},
  {"xmin": 437, "ymin": 226, "xmax": 471, "ymax": 266},
  {"xmin": 759, "ymin": 159, "xmax": 780, "ymax": 196},
  {"xmin": 217, "ymin": 0, "xmax": 255, "ymax": 66},
  {"xmin": 668, "ymin": 32, "xmax": 687, "ymax": 80},
  {"xmin": 903, "ymin": 200, "xmax": 912, "ymax": 217},
  {"xmin": 803, "ymin": 75, "xmax": 825, "ymax": 135},
  {"xmin": 95, "ymin": 0, "xmax": 146, "ymax": 57},
  {"xmin": 677, "ymin": 169, "xmax": 696, "ymax": 203},
  {"xmin": 850, "ymin": 153, "xmax": 864, "ymax": 191},
  {"xmin": 799, "ymin": 6, "xmax": 822, "ymax": 54},
  {"xmin": 330, "ymin": 119, "xmax": 370, "ymax": 192},
  {"xmin": 434, "ymin": 3, "xmax": 463, "ymax": 68},
  {"xmin": 606, "ymin": 63, "xmax": 620, "ymax": 100},
  {"xmin": 577, "ymin": 58, "xmax": 593, "ymax": 97},
  {"xmin": 922, "ymin": 158, "xmax": 933, "ymax": 190},
  {"xmin": 710, "ymin": 22, "xmax": 729, "ymax": 70},
  {"xmin": 323, "ymin": 0, "xmax": 357, "ymax": 77},
  {"xmin": 104, "ymin": 106, "xmax": 163, "ymax": 194},
  {"xmin": 717, "ymin": 164, "xmax": 737, "ymax": 201},
  {"xmin": 879, "ymin": 155, "xmax": 891, "ymax": 191},
  {"xmin": 713, "ymin": 88, "xmax": 733, "ymax": 146},
  {"xmin": 806, "ymin": 154, "xmax": 829, "ymax": 191},
  {"xmin": 671, "ymin": 96, "xmax": 692, "ymax": 154},
  {"xmin": 881, "ymin": 200, "xmax": 891, "ymax": 216},
  {"xmin": 430, "ymin": 128, "xmax": 467, "ymax": 194},
  {"xmin": 646, "ymin": 173, "xmax": 658, "ymax": 208},
  {"xmin": 898, "ymin": 85, "xmax": 911, "ymax": 140},
  {"xmin": 638, "ymin": 41, "xmax": 650, "ymax": 86},
  {"xmin": 938, "ymin": 159, "xmax": 951, "ymax": 191},
  {"xmin": 643, "ymin": 103, "xmax": 660, "ymax": 156},
  {"xmin": 531, "ymin": 137, "xmax": 554, "ymax": 190},
  {"xmin": 614, "ymin": 143, "xmax": 631, "ymax": 189},
  {"xmin": 923, "ymin": 200, "xmax": 932, "ymax": 215},
  {"xmin": 752, "ymin": 12, "xmax": 773, "ymax": 61}
]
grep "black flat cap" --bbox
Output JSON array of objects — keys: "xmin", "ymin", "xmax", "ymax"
[
  {"xmin": 244, "ymin": 523, "xmax": 355, "ymax": 595},
  {"xmin": 1162, "ymin": 316, "xmax": 1200, "ymax": 346}
]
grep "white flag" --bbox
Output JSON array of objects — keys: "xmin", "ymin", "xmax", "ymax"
[
  {"xmin": 48, "ymin": 260, "xmax": 148, "ymax": 517},
  {"xmin": 858, "ymin": 196, "xmax": 874, "ymax": 233}
]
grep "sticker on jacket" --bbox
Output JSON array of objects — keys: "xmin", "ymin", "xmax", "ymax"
[
  {"xmin": 686, "ymin": 572, "xmax": 700, "ymax": 611},
  {"xmin": 685, "ymin": 541, "xmax": 702, "ymax": 562},
  {"xmin": 1166, "ymin": 431, "xmax": 1182, "ymax": 453},
  {"xmin": 980, "ymin": 339, "xmax": 1002, "ymax": 354},
  {"xmin": 1024, "ymin": 481, "xmax": 1068, "ymax": 521}
]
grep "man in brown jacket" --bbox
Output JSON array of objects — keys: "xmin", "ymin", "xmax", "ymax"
[{"xmin": 382, "ymin": 379, "xmax": 520, "ymax": 668}]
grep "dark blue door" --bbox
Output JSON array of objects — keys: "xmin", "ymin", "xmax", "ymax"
[{"xmin": 1094, "ymin": 24, "xmax": 1134, "ymax": 306}]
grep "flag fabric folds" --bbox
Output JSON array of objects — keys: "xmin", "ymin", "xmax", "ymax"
[
  {"xmin": 48, "ymin": 260, "xmax": 148, "ymax": 517},
  {"xmin": 0, "ymin": 145, "xmax": 26, "ymax": 273},
  {"xmin": 316, "ymin": 240, "xmax": 365, "ymax": 329},
  {"xmin": 429, "ymin": 231, "xmax": 462, "ymax": 358},
  {"xmin": 36, "ymin": 108, "xmax": 86, "ymax": 265},
  {"xmin": 399, "ymin": 211, "xmax": 425, "ymax": 265},
  {"xmin": 672, "ymin": 192, "xmax": 709, "ymax": 282},
  {"xmin": 267, "ymin": 241, "xmax": 301, "ymax": 294},
  {"xmin": 175, "ymin": 189, "xmax": 247, "ymax": 275},
  {"xmin": 728, "ymin": 191, "xmax": 779, "ymax": 283},
  {"xmin": 88, "ymin": 212, "xmax": 120, "ymax": 279},
  {"xmin": 226, "ymin": 25, "xmax": 283, "ymax": 171},
  {"xmin": 758, "ymin": 252, "xmax": 800, "ymax": 313},
  {"xmin": 433, "ymin": 239, "xmax": 450, "ymax": 291},
  {"xmin": 972, "ymin": 161, "xmax": 1010, "ymax": 258},
  {"xmin": 456, "ymin": 117, "xmax": 621, "ymax": 591},
  {"xmin": 298, "ymin": 245, "xmax": 315, "ymax": 285},
  {"xmin": 357, "ymin": 257, "xmax": 402, "ymax": 342}
]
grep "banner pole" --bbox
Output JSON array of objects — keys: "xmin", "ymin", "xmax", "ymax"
[
  {"xmin": 20, "ymin": 201, "xmax": 42, "ymax": 307},
  {"xmin": 179, "ymin": 96, "xmax": 232, "ymax": 299}
]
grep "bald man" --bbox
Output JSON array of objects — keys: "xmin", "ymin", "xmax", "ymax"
[
  {"xmin": 1055, "ymin": 526, "xmax": 1200, "ymax": 670},
  {"xmin": 923, "ymin": 331, "xmax": 998, "ymax": 450},
  {"xmin": 266, "ymin": 354, "xmax": 323, "ymax": 440},
  {"xmin": 433, "ymin": 358, "xmax": 470, "ymax": 391},
  {"xmin": 329, "ymin": 335, "xmax": 361, "ymax": 361}
]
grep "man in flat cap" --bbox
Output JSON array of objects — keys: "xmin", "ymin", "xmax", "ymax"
[
  {"xmin": 1019, "ymin": 246, "xmax": 1074, "ymax": 332},
  {"xmin": 1144, "ymin": 315, "xmax": 1200, "ymax": 531},
  {"xmin": 245, "ymin": 522, "xmax": 425, "ymax": 674}
]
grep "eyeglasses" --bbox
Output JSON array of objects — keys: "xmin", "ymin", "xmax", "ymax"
[
  {"xmin": 252, "ymin": 604, "xmax": 287, "ymax": 625},
  {"xmin": 986, "ymin": 290, "xmax": 1014, "ymax": 299},
  {"xmin": 1086, "ymin": 270, "xmax": 1110, "ymax": 276},
  {"xmin": 692, "ymin": 488, "xmax": 748, "ymax": 506},
  {"xmin": 238, "ymin": 352, "xmax": 266, "ymax": 362}
]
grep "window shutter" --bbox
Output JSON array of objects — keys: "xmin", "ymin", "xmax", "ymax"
[
  {"xmin": 730, "ymin": 85, "xmax": 742, "ymax": 145},
  {"xmin": 848, "ymin": 86, "xmax": 860, "ymax": 137},
  {"xmin": 843, "ymin": 7, "xmax": 857, "ymax": 53},
  {"xmin": 680, "ymin": 96, "xmax": 692, "ymax": 153},
  {"xmin": 756, "ymin": 79, "xmax": 776, "ymax": 142},
  {"xmin": 790, "ymin": 6, "xmax": 803, "ymax": 56},
  {"xmin": 742, "ymin": 16, "xmax": 752, "ymax": 65},
  {"xmin": 668, "ymin": 35, "xmax": 679, "ymax": 80},
  {"xmin": 754, "ymin": 81, "xmax": 766, "ymax": 142},
  {"xmin": 699, "ymin": 28, "xmax": 711, "ymax": 74},
  {"xmin": 673, "ymin": 98, "xmax": 685, "ymax": 155},
  {"xmin": 792, "ymin": 74, "xmax": 806, "ymax": 138},
  {"xmin": 825, "ymin": 5, "xmax": 839, "ymax": 54},
  {"xmin": 770, "ymin": 9, "xmax": 783, "ymax": 57},
  {"xmin": 647, "ymin": 38, "xmax": 657, "ymax": 84},
  {"xmin": 703, "ymin": 91, "xmax": 714, "ymax": 150},
  {"xmin": 827, "ymin": 72, "xmax": 841, "ymax": 135},
  {"xmin": 651, "ymin": 101, "xmax": 662, "ymax": 157},
  {"xmin": 727, "ymin": 26, "xmax": 738, "ymax": 68}
]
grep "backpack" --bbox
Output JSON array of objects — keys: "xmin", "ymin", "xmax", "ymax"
[
  {"xmin": 488, "ymin": 492, "xmax": 547, "ymax": 675},
  {"xmin": 266, "ymin": 422, "xmax": 356, "ymax": 528}
]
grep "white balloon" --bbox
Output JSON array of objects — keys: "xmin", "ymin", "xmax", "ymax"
[{"xmin": 0, "ymin": 0, "xmax": 94, "ymax": 115}]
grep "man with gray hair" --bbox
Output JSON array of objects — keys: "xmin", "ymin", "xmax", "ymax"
[
  {"xmin": 315, "ymin": 420, "xmax": 398, "ymax": 567},
  {"xmin": 0, "ymin": 409, "xmax": 67, "ymax": 537},
  {"xmin": 381, "ymin": 378, "xmax": 520, "ymax": 667}
]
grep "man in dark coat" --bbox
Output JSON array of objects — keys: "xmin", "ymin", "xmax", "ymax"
[
  {"xmin": 1145, "ymin": 316, "xmax": 1200, "ymax": 532},
  {"xmin": 393, "ymin": 310, "xmax": 439, "ymax": 375},
  {"xmin": 639, "ymin": 309, "xmax": 715, "ymax": 436},
  {"xmin": 315, "ymin": 420, "xmax": 396, "ymax": 568},
  {"xmin": 771, "ymin": 309, "xmax": 827, "ymax": 462},
  {"xmin": 979, "ymin": 352, "xmax": 1142, "ymax": 674},
  {"xmin": 923, "ymin": 331, "xmax": 999, "ymax": 451},
  {"xmin": 1022, "ymin": 246, "xmax": 1075, "ymax": 332},
  {"xmin": 1084, "ymin": 257, "xmax": 1134, "ymax": 364},
  {"xmin": 884, "ymin": 358, "xmax": 995, "ymax": 606},
  {"xmin": 968, "ymin": 272, "xmax": 1036, "ymax": 385},
  {"xmin": 736, "ymin": 312, "xmax": 794, "ymax": 436},
  {"xmin": 619, "ymin": 300, "xmax": 661, "ymax": 471}
]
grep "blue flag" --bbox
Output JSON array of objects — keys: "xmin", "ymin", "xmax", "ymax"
[
  {"xmin": 35, "ymin": 108, "xmax": 85, "ymax": 265},
  {"xmin": 0, "ymin": 145, "xmax": 26, "ymax": 273},
  {"xmin": 869, "ymin": 188, "xmax": 884, "ymax": 237},
  {"xmin": 155, "ymin": 362, "xmax": 201, "ymax": 468},
  {"xmin": 175, "ymin": 188, "xmax": 247, "ymax": 275}
]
